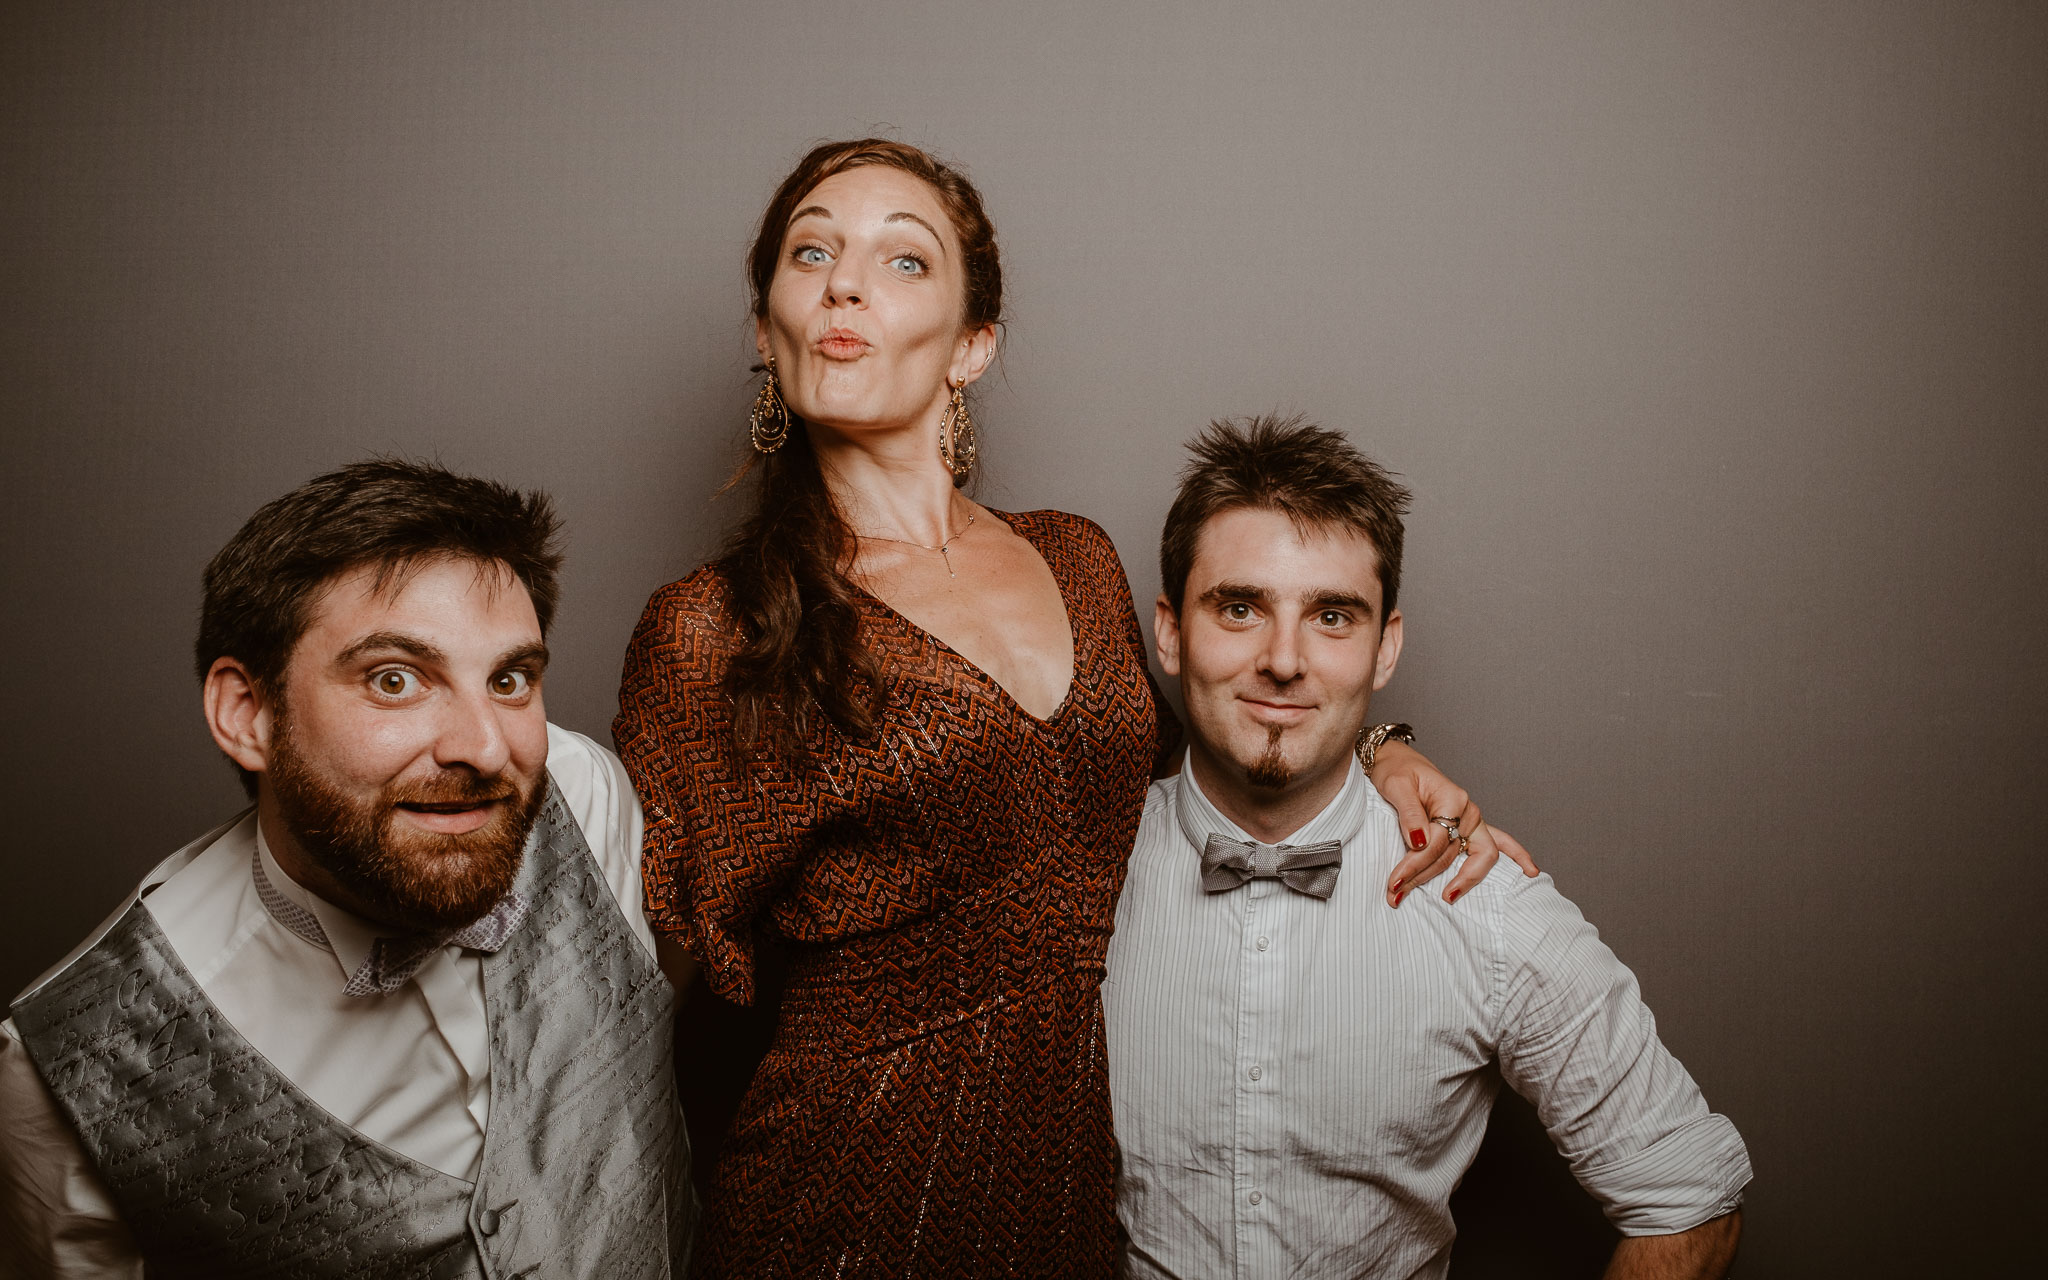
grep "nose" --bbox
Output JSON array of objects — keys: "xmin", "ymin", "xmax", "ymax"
[
  {"xmin": 431, "ymin": 688, "xmax": 512, "ymax": 778},
  {"xmin": 1258, "ymin": 621, "xmax": 1306, "ymax": 685},
  {"xmin": 825, "ymin": 252, "xmax": 867, "ymax": 307}
]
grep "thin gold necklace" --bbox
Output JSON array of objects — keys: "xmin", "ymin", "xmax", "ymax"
[{"xmin": 860, "ymin": 509, "xmax": 977, "ymax": 579}]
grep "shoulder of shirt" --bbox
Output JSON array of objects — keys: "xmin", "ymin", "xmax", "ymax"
[
  {"xmin": 9, "ymin": 810, "xmax": 250, "ymax": 1008},
  {"xmin": 640, "ymin": 563, "xmax": 736, "ymax": 628},
  {"xmin": 545, "ymin": 722, "xmax": 631, "ymax": 825},
  {"xmin": 1004, "ymin": 508, "xmax": 1117, "ymax": 553},
  {"xmin": 1435, "ymin": 852, "xmax": 1585, "ymax": 945},
  {"xmin": 1144, "ymin": 775, "xmax": 1178, "ymax": 816},
  {"xmin": 628, "ymin": 564, "xmax": 744, "ymax": 675},
  {"xmin": 544, "ymin": 723, "xmax": 655, "ymax": 954},
  {"xmin": 1133, "ymin": 776, "xmax": 1180, "ymax": 848}
]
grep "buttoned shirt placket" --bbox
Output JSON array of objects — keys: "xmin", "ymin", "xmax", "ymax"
[
  {"xmin": 1173, "ymin": 763, "xmax": 1370, "ymax": 1276},
  {"xmin": 254, "ymin": 832, "xmax": 494, "ymax": 1155},
  {"xmin": 1233, "ymin": 872, "xmax": 1284, "ymax": 1274}
]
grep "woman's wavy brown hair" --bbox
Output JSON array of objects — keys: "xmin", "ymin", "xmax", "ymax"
[{"xmin": 721, "ymin": 138, "xmax": 1004, "ymax": 744}]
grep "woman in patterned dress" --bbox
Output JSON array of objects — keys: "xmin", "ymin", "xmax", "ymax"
[{"xmin": 613, "ymin": 139, "xmax": 1529, "ymax": 1278}]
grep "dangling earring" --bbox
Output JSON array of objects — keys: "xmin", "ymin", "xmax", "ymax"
[
  {"xmin": 939, "ymin": 380, "xmax": 977, "ymax": 484},
  {"xmin": 750, "ymin": 355, "xmax": 791, "ymax": 454}
]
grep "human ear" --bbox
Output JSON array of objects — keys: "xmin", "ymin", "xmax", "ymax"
[
  {"xmin": 1154, "ymin": 595, "xmax": 1183, "ymax": 678},
  {"xmin": 755, "ymin": 314, "xmax": 772, "ymax": 364},
  {"xmin": 203, "ymin": 657, "xmax": 274, "ymax": 776},
  {"xmin": 1371, "ymin": 609, "xmax": 1404, "ymax": 691},
  {"xmin": 950, "ymin": 325, "xmax": 998, "ymax": 388}
]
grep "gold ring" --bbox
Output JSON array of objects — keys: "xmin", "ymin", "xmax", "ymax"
[{"xmin": 1431, "ymin": 816, "xmax": 1461, "ymax": 842}]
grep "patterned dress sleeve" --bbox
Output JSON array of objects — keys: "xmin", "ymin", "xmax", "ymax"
[{"xmin": 612, "ymin": 568, "xmax": 807, "ymax": 1006}]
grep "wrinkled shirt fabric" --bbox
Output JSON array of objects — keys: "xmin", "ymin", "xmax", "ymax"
[{"xmin": 1102, "ymin": 755, "xmax": 1752, "ymax": 1280}]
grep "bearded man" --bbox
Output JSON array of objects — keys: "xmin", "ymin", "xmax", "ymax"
[{"xmin": 0, "ymin": 460, "xmax": 693, "ymax": 1278}]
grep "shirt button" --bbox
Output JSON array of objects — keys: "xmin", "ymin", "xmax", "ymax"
[
  {"xmin": 1248, "ymin": 1065, "xmax": 1262, "ymax": 1081},
  {"xmin": 1249, "ymin": 1190, "xmax": 1263, "ymax": 1205},
  {"xmin": 1255, "ymin": 936, "xmax": 1270, "ymax": 951},
  {"xmin": 476, "ymin": 1208, "xmax": 500, "ymax": 1236}
]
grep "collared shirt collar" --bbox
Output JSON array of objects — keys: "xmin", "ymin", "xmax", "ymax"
[
  {"xmin": 1172, "ymin": 746, "xmax": 1373, "ymax": 856},
  {"xmin": 254, "ymin": 824, "xmax": 384, "ymax": 985}
]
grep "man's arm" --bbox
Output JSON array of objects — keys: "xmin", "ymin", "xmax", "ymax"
[
  {"xmin": 1606, "ymin": 1208, "xmax": 1742, "ymax": 1279},
  {"xmin": 1489, "ymin": 871, "xmax": 1752, "ymax": 1247},
  {"xmin": 0, "ymin": 1017, "xmax": 144, "ymax": 1278}
]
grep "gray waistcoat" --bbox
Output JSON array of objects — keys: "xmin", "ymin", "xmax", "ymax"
[{"xmin": 10, "ymin": 784, "xmax": 694, "ymax": 1280}]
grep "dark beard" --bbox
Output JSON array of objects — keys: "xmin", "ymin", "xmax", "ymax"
[
  {"xmin": 267, "ymin": 710, "xmax": 541, "ymax": 933},
  {"xmin": 1246, "ymin": 725, "xmax": 1293, "ymax": 790}
]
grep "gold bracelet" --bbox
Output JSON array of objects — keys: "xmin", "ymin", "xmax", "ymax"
[{"xmin": 1355, "ymin": 722, "xmax": 1416, "ymax": 775}]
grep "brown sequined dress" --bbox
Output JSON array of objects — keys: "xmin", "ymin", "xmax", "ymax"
[{"xmin": 614, "ymin": 510, "xmax": 1163, "ymax": 1279}]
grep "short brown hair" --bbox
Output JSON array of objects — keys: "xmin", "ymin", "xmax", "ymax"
[
  {"xmin": 196, "ymin": 457, "xmax": 563, "ymax": 691},
  {"xmin": 1159, "ymin": 414, "xmax": 1412, "ymax": 619}
]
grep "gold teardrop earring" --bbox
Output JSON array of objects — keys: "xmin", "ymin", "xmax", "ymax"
[
  {"xmin": 750, "ymin": 355, "xmax": 791, "ymax": 453},
  {"xmin": 938, "ymin": 379, "xmax": 977, "ymax": 485}
]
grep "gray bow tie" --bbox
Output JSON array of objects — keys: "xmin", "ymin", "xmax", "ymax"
[
  {"xmin": 1199, "ymin": 832, "xmax": 1345, "ymax": 899},
  {"xmin": 253, "ymin": 846, "xmax": 529, "ymax": 997}
]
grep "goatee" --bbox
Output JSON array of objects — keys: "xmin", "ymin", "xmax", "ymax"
[
  {"xmin": 1246, "ymin": 725, "xmax": 1293, "ymax": 790},
  {"xmin": 267, "ymin": 710, "xmax": 541, "ymax": 933}
]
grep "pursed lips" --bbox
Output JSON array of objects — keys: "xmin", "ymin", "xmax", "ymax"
[{"xmin": 816, "ymin": 327, "xmax": 871, "ymax": 359}]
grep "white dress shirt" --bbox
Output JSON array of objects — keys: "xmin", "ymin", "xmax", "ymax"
[
  {"xmin": 0, "ymin": 723, "xmax": 655, "ymax": 1279},
  {"xmin": 1102, "ymin": 754, "xmax": 1751, "ymax": 1280}
]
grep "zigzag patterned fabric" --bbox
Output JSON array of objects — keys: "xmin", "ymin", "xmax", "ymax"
[{"xmin": 615, "ymin": 509, "xmax": 1165, "ymax": 1278}]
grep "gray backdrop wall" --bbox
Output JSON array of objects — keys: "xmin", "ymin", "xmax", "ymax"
[{"xmin": 4, "ymin": 2, "xmax": 2043, "ymax": 1274}]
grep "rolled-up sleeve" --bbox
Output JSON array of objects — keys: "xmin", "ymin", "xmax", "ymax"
[
  {"xmin": 0, "ymin": 1017, "xmax": 143, "ymax": 1278},
  {"xmin": 1490, "ymin": 875, "xmax": 1753, "ymax": 1234}
]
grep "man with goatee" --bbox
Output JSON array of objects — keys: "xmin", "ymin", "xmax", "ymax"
[
  {"xmin": 1103, "ymin": 417, "xmax": 1750, "ymax": 1279},
  {"xmin": 0, "ymin": 460, "xmax": 693, "ymax": 1278}
]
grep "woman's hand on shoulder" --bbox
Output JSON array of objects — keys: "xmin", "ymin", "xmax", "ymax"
[{"xmin": 1370, "ymin": 740, "xmax": 1539, "ymax": 907}]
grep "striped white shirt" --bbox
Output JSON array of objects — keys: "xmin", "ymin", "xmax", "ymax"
[{"xmin": 1102, "ymin": 755, "xmax": 1751, "ymax": 1279}]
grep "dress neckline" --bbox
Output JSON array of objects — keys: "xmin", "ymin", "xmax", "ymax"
[{"xmin": 852, "ymin": 508, "xmax": 1081, "ymax": 726}]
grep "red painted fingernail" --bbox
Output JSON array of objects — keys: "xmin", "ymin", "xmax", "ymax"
[
  {"xmin": 1394, "ymin": 890, "xmax": 1405, "ymax": 907},
  {"xmin": 1389, "ymin": 877, "xmax": 1403, "ymax": 896},
  {"xmin": 1409, "ymin": 829, "xmax": 1427, "ymax": 849},
  {"xmin": 1446, "ymin": 888, "xmax": 1462, "ymax": 903}
]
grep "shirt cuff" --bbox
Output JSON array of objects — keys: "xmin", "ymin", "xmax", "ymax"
[{"xmin": 1579, "ymin": 1110, "xmax": 1753, "ymax": 1235}]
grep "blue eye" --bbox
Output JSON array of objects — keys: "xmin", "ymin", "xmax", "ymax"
[
  {"xmin": 793, "ymin": 245, "xmax": 830, "ymax": 266},
  {"xmin": 889, "ymin": 253, "xmax": 928, "ymax": 275}
]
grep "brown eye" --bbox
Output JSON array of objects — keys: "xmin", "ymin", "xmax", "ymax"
[
  {"xmin": 491, "ymin": 670, "xmax": 533, "ymax": 698},
  {"xmin": 371, "ymin": 669, "xmax": 420, "ymax": 698}
]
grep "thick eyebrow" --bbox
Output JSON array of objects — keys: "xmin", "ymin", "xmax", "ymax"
[
  {"xmin": 1198, "ymin": 581, "xmax": 1271, "ymax": 608},
  {"xmin": 496, "ymin": 642, "xmax": 551, "ymax": 674},
  {"xmin": 331, "ymin": 633, "xmax": 550, "ymax": 675},
  {"xmin": 788, "ymin": 204, "xmax": 832, "ymax": 226},
  {"xmin": 333, "ymin": 631, "xmax": 447, "ymax": 669},
  {"xmin": 1305, "ymin": 589, "xmax": 1375, "ymax": 618},
  {"xmin": 1195, "ymin": 582, "xmax": 1377, "ymax": 620}
]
